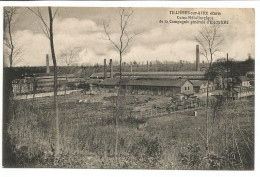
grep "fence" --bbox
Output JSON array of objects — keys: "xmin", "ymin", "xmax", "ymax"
[{"xmin": 130, "ymin": 103, "xmax": 205, "ymax": 120}]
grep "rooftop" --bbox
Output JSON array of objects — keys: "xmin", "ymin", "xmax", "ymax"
[
  {"xmin": 237, "ymin": 76, "xmax": 250, "ymax": 82},
  {"xmin": 123, "ymin": 79, "xmax": 191, "ymax": 87},
  {"xmin": 90, "ymin": 71, "xmax": 205, "ymax": 78},
  {"xmin": 100, "ymin": 78, "xmax": 134, "ymax": 86},
  {"xmin": 190, "ymin": 80, "xmax": 213, "ymax": 86}
]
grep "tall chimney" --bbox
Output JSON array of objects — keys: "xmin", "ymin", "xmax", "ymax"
[
  {"xmin": 147, "ymin": 61, "xmax": 149, "ymax": 72},
  {"xmin": 104, "ymin": 59, "xmax": 107, "ymax": 79},
  {"xmin": 196, "ymin": 45, "xmax": 200, "ymax": 71},
  {"xmin": 110, "ymin": 59, "xmax": 113, "ymax": 79},
  {"xmin": 46, "ymin": 54, "xmax": 50, "ymax": 74}
]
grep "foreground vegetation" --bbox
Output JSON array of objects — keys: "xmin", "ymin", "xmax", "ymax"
[{"xmin": 4, "ymin": 92, "xmax": 254, "ymax": 169}]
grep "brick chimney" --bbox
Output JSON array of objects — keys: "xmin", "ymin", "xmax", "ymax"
[
  {"xmin": 104, "ymin": 59, "xmax": 107, "ymax": 79},
  {"xmin": 196, "ymin": 45, "xmax": 200, "ymax": 71},
  {"xmin": 46, "ymin": 54, "xmax": 50, "ymax": 74},
  {"xmin": 110, "ymin": 59, "xmax": 113, "ymax": 79}
]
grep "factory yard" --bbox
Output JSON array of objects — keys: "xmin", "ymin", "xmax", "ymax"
[{"xmin": 7, "ymin": 90, "xmax": 254, "ymax": 169}]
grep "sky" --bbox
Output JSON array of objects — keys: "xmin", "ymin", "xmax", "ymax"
[{"xmin": 3, "ymin": 7, "xmax": 255, "ymax": 67}]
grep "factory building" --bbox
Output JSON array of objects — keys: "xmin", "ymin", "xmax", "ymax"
[
  {"xmin": 229, "ymin": 76, "xmax": 254, "ymax": 99},
  {"xmin": 89, "ymin": 44, "xmax": 206, "ymax": 97},
  {"xmin": 90, "ymin": 71, "xmax": 205, "ymax": 80},
  {"xmin": 123, "ymin": 79, "xmax": 194, "ymax": 97},
  {"xmin": 12, "ymin": 54, "xmax": 85, "ymax": 95},
  {"xmin": 230, "ymin": 87, "xmax": 254, "ymax": 99},
  {"xmin": 190, "ymin": 80, "xmax": 215, "ymax": 93}
]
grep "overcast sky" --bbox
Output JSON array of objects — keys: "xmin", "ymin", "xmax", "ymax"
[{"xmin": 4, "ymin": 7, "xmax": 255, "ymax": 66}]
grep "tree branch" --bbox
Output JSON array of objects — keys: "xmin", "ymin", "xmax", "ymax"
[
  {"xmin": 27, "ymin": 7, "xmax": 50, "ymax": 34},
  {"xmin": 103, "ymin": 21, "xmax": 120, "ymax": 51}
]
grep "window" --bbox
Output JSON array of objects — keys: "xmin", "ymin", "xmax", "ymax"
[
  {"xmin": 185, "ymin": 87, "xmax": 186, "ymax": 90},
  {"xmin": 188, "ymin": 87, "xmax": 189, "ymax": 90}
]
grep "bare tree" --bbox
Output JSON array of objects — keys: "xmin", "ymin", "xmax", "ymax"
[
  {"xmin": 103, "ymin": 8, "xmax": 141, "ymax": 83},
  {"xmin": 59, "ymin": 47, "xmax": 81, "ymax": 95},
  {"xmin": 194, "ymin": 23, "xmax": 224, "ymax": 152},
  {"xmin": 4, "ymin": 7, "xmax": 23, "ymax": 67},
  {"xmin": 27, "ymin": 7, "xmax": 60, "ymax": 156},
  {"xmin": 103, "ymin": 8, "xmax": 140, "ymax": 158}
]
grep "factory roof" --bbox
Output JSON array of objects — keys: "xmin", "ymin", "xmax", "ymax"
[
  {"xmin": 100, "ymin": 78, "xmax": 120, "ymax": 86},
  {"xmin": 90, "ymin": 71, "xmax": 205, "ymax": 78},
  {"xmin": 100, "ymin": 78, "xmax": 134, "ymax": 86},
  {"xmin": 124, "ymin": 79, "xmax": 192, "ymax": 87},
  {"xmin": 25, "ymin": 74, "xmax": 77, "ymax": 80},
  {"xmin": 120, "ymin": 71, "xmax": 205, "ymax": 76}
]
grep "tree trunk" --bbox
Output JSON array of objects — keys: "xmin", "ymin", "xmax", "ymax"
[
  {"xmin": 206, "ymin": 53, "xmax": 213, "ymax": 152},
  {"xmin": 119, "ymin": 51, "xmax": 122, "ymax": 86},
  {"xmin": 8, "ymin": 22, "xmax": 14, "ymax": 68},
  {"xmin": 48, "ymin": 7, "xmax": 60, "ymax": 156}
]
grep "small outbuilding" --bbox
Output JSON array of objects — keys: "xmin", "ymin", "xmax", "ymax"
[{"xmin": 191, "ymin": 80, "xmax": 215, "ymax": 93}]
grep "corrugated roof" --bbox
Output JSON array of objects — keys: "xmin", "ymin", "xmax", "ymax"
[
  {"xmin": 121, "ymin": 71, "xmax": 205, "ymax": 76},
  {"xmin": 124, "ymin": 79, "xmax": 191, "ymax": 87},
  {"xmin": 90, "ymin": 71, "xmax": 205, "ymax": 78},
  {"xmin": 100, "ymin": 78, "xmax": 134, "ymax": 86}
]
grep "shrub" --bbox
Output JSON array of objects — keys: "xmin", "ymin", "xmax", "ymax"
[
  {"xmin": 67, "ymin": 82, "xmax": 77, "ymax": 90},
  {"xmin": 77, "ymin": 82, "xmax": 90, "ymax": 91},
  {"xmin": 179, "ymin": 143, "xmax": 202, "ymax": 168},
  {"xmin": 129, "ymin": 134, "xmax": 163, "ymax": 167},
  {"xmin": 219, "ymin": 146, "xmax": 242, "ymax": 170}
]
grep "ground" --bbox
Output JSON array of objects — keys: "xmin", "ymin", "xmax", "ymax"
[{"xmin": 5, "ymin": 91, "xmax": 254, "ymax": 169}]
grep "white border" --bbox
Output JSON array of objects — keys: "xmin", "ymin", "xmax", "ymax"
[{"xmin": 0, "ymin": 1, "xmax": 259, "ymax": 177}]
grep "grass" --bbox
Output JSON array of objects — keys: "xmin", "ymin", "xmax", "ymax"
[{"xmin": 4, "ymin": 92, "xmax": 254, "ymax": 169}]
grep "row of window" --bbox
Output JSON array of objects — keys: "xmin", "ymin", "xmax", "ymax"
[{"xmin": 184, "ymin": 87, "xmax": 190, "ymax": 90}]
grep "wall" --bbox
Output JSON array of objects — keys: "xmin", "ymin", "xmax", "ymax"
[{"xmin": 181, "ymin": 81, "xmax": 194, "ymax": 94}]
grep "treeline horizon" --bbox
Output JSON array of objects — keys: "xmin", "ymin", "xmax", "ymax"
[{"xmin": 3, "ymin": 56, "xmax": 254, "ymax": 80}]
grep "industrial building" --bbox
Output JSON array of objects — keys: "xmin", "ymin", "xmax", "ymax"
[
  {"xmin": 229, "ymin": 76, "xmax": 254, "ymax": 99},
  {"xmin": 89, "ymin": 44, "xmax": 207, "ymax": 98},
  {"xmin": 123, "ymin": 79, "xmax": 194, "ymax": 97},
  {"xmin": 12, "ymin": 54, "xmax": 85, "ymax": 95},
  {"xmin": 190, "ymin": 80, "xmax": 215, "ymax": 93}
]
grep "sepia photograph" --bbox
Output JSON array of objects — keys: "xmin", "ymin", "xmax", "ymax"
[{"xmin": 2, "ymin": 5, "xmax": 255, "ymax": 170}]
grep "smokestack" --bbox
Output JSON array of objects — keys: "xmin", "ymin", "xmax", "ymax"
[
  {"xmin": 104, "ymin": 59, "xmax": 107, "ymax": 79},
  {"xmin": 147, "ymin": 61, "xmax": 149, "ymax": 72},
  {"xmin": 196, "ymin": 45, "xmax": 200, "ymax": 71},
  {"xmin": 110, "ymin": 59, "xmax": 113, "ymax": 79},
  {"xmin": 46, "ymin": 54, "xmax": 50, "ymax": 74}
]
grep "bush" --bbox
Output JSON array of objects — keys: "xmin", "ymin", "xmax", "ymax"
[
  {"xmin": 67, "ymin": 82, "xmax": 77, "ymax": 90},
  {"xmin": 219, "ymin": 146, "xmax": 242, "ymax": 170},
  {"xmin": 129, "ymin": 134, "xmax": 163, "ymax": 167},
  {"xmin": 77, "ymin": 82, "xmax": 90, "ymax": 91},
  {"xmin": 179, "ymin": 143, "xmax": 202, "ymax": 168}
]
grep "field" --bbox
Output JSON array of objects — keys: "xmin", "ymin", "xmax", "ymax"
[{"xmin": 4, "ymin": 91, "xmax": 254, "ymax": 169}]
